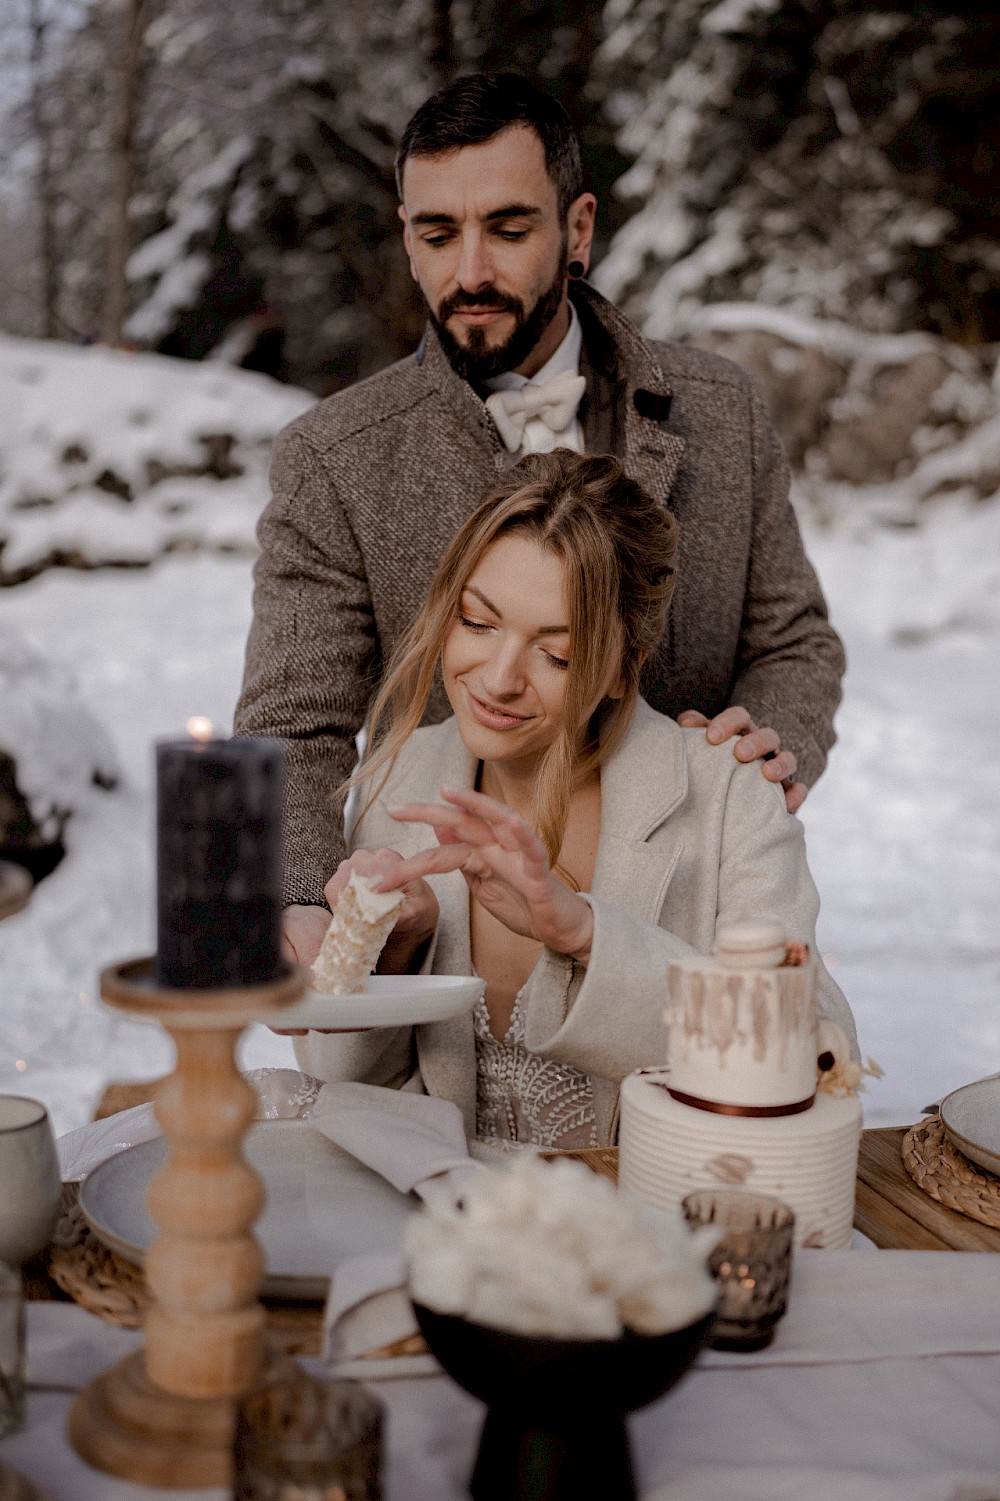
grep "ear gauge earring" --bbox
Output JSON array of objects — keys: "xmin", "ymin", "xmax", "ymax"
[{"xmin": 568, "ymin": 260, "xmax": 585, "ymax": 279}]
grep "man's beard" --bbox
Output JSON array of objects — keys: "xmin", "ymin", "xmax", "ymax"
[{"xmin": 428, "ymin": 264, "xmax": 568, "ymax": 384}]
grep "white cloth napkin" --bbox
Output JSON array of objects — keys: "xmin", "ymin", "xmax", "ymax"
[
  {"xmin": 57, "ymin": 1101, "xmax": 161, "ymax": 1181},
  {"xmin": 306, "ymin": 1082, "xmax": 485, "ymax": 1364},
  {"xmin": 703, "ymin": 1248, "xmax": 1000, "ymax": 1368},
  {"xmin": 485, "ymin": 370, "xmax": 586, "ymax": 454},
  {"xmin": 645, "ymin": 1466, "xmax": 1000, "ymax": 1501}
]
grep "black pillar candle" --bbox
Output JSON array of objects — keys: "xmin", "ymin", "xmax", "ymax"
[{"xmin": 156, "ymin": 728, "xmax": 285, "ymax": 989}]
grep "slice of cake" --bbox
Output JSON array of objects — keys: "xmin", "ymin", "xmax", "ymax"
[{"xmin": 311, "ymin": 871, "xmax": 405, "ymax": 994}]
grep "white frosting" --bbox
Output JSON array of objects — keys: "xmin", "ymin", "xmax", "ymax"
[
  {"xmin": 715, "ymin": 919, "xmax": 788, "ymax": 969},
  {"xmin": 311, "ymin": 871, "xmax": 404, "ymax": 995},
  {"xmin": 665, "ymin": 948, "xmax": 818, "ymax": 1109},
  {"xmin": 406, "ymin": 1154, "xmax": 717, "ymax": 1339},
  {"xmin": 352, "ymin": 873, "xmax": 406, "ymax": 923},
  {"xmin": 620, "ymin": 1069, "xmax": 862, "ymax": 1250}
]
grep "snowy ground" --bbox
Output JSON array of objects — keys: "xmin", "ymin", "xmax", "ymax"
[{"xmin": 0, "ymin": 342, "xmax": 997, "ymax": 1135}]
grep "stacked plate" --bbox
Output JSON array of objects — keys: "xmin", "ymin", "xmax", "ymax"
[
  {"xmin": 940, "ymin": 1078, "xmax": 1000, "ymax": 1177},
  {"xmin": 620, "ymin": 1070, "xmax": 862, "ymax": 1250}
]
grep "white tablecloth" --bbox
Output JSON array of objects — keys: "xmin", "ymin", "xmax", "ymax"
[{"xmin": 6, "ymin": 1253, "xmax": 1000, "ymax": 1501}]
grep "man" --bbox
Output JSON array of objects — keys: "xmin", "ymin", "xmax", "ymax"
[{"xmin": 235, "ymin": 73, "xmax": 845, "ymax": 962}]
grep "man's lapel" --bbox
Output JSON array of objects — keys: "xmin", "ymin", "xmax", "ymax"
[
  {"xmin": 573, "ymin": 282, "xmax": 686, "ymax": 504},
  {"xmin": 416, "ymin": 327, "xmax": 505, "ymax": 466}
]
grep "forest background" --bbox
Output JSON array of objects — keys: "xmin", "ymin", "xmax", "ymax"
[{"xmin": 0, "ymin": 0, "xmax": 998, "ymax": 1130}]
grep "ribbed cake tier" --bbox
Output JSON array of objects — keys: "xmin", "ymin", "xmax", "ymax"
[
  {"xmin": 619, "ymin": 1069, "xmax": 862, "ymax": 1250},
  {"xmin": 666, "ymin": 954, "xmax": 818, "ymax": 1110}
]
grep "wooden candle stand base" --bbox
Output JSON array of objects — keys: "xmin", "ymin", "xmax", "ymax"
[
  {"xmin": 69, "ymin": 1350, "xmax": 241, "ymax": 1488},
  {"xmin": 68, "ymin": 959, "xmax": 305, "ymax": 1489}
]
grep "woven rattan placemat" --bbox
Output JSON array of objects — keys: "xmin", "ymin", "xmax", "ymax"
[
  {"xmin": 902, "ymin": 1115, "xmax": 1000, "ymax": 1230},
  {"xmin": 47, "ymin": 1184, "xmax": 147, "ymax": 1329}
]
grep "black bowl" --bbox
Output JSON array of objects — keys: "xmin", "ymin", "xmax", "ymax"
[{"xmin": 413, "ymin": 1302, "xmax": 712, "ymax": 1501}]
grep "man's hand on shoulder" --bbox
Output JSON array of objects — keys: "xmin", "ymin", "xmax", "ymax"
[{"xmin": 677, "ymin": 707, "xmax": 808, "ymax": 815}]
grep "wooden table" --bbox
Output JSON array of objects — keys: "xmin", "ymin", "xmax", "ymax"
[{"xmin": 856, "ymin": 1126, "xmax": 1000, "ymax": 1251}]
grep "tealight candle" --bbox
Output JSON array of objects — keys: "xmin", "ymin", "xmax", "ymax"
[{"xmin": 156, "ymin": 720, "xmax": 285, "ymax": 988}]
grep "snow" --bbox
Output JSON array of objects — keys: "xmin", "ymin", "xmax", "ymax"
[
  {"xmin": 0, "ymin": 622, "xmax": 118, "ymax": 835},
  {"xmin": 125, "ymin": 135, "xmax": 256, "ymax": 344},
  {"xmin": 0, "ymin": 336, "xmax": 997, "ymax": 1138},
  {"xmin": 0, "ymin": 333, "xmax": 312, "ymax": 576},
  {"xmin": 677, "ymin": 302, "xmax": 945, "ymax": 368}
]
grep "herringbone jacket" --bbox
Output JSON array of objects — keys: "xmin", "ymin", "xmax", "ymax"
[{"xmin": 235, "ymin": 282, "xmax": 844, "ymax": 906}]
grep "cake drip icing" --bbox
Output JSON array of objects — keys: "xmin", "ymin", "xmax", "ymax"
[
  {"xmin": 664, "ymin": 922, "xmax": 820, "ymax": 1112},
  {"xmin": 671, "ymin": 963, "xmax": 815, "ymax": 1074}
]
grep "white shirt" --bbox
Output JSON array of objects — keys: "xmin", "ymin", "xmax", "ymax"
[{"xmin": 483, "ymin": 302, "xmax": 585, "ymax": 456}]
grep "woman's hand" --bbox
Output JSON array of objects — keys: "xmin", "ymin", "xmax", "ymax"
[
  {"xmin": 325, "ymin": 848, "xmax": 439, "ymax": 974},
  {"xmin": 384, "ymin": 787, "xmax": 594, "ymax": 963},
  {"xmin": 271, "ymin": 850, "xmax": 439, "ymax": 1037}
]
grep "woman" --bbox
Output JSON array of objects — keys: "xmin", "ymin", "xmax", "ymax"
[{"xmin": 293, "ymin": 451, "xmax": 856, "ymax": 1148}]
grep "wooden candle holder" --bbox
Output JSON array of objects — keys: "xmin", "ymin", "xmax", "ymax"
[{"xmin": 68, "ymin": 956, "xmax": 306, "ymax": 1489}]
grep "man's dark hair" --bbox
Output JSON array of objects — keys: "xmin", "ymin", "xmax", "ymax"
[{"xmin": 395, "ymin": 72, "xmax": 584, "ymax": 217}]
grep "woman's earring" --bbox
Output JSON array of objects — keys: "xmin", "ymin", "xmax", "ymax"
[{"xmin": 568, "ymin": 259, "xmax": 586, "ymax": 279}]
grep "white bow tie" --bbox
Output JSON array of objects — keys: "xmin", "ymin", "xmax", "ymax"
[{"xmin": 485, "ymin": 370, "xmax": 587, "ymax": 455}]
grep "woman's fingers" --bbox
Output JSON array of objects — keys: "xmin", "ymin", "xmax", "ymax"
[
  {"xmin": 385, "ymin": 842, "xmax": 476, "ymax": 885},
  {"xmin": 389, "ymin": 800, "xmax": 496, "ymax": 850},
  {"xmin": 392, "ymin": 791, "xmax": 549, "ymax": 875},
  {"xmin": 324, "ymin": 847, "xmax": 406, "ymax": 905},
  {"xmin": 440, "ymin": 787, "xmax": 546, "ymax": 857}
]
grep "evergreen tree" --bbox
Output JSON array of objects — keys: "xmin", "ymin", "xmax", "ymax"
[{"xmin": 595, "ymin": 1, "xmax": 1000, "ymax": 343}]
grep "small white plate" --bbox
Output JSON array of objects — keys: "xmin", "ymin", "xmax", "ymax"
[
  {"xmin": 262, "ymin": 973, "xmax": 484, "ymax": 1032},
  {"xmin": 940, "ymin": 1076, "xmax": 1000, "ymax": 1177},
  {"xmin": 79, "ymin": 1119, "xmax": 414, "ymax": 1298}
]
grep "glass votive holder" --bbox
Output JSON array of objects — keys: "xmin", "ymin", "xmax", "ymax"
[
  {"xmin": 0, "ymin": 1260, "xmax": 26, "ymax": 1436},
  {"xmin": 233, "ymin": 1367, "xmax": 383, "ymax": 1501},
  {"xmin": 681, "ymin": 1188, "xmax": 795, "ymax": 1353}
]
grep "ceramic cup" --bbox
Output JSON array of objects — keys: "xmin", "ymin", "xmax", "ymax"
[{"xmin": 0, "ymin": 1096, "xmax": 61, "ymax": 1265}]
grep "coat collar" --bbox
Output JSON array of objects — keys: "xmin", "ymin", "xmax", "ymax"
[
  {"xmin": 597, "ymin": 696, "xmax": 688, "ymax": 844},
  {"xmin": 414, "ymin": 283, "xmax": 686, "ymax": 502},
  {"xmin": 588, "ymin": 698, "xmax": 688, "ymax": 932}
]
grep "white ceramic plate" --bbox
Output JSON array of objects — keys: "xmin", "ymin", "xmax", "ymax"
[
  {"xmin": 78, "ymin": 1120, "xmax": 414, "ymax": 1298},
  {"xmin": 261, "ymin": 973, "xmax": 484, "ymax": 1032},
  {"xmin": 940, "ymin": 1076, "xmax": 1000, "ymax": 1177}
]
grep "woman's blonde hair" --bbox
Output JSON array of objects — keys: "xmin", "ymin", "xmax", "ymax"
[{"xmin": 346, "ymin": 449, "xmax": 678, "ymax": 861}]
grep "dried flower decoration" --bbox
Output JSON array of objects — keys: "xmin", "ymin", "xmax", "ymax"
[{"xmin": 816, "ymin": 1020, "xmax": 884, "ymax": 1097}]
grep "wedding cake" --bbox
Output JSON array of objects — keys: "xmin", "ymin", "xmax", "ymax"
[{"xmin": 619, "ymin": 921, "xmax": 862, "ymax": 1249}]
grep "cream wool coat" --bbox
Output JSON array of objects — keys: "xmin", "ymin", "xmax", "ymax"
[{"xmin": 294, "ymin": 700, "xmax": 857, "ymax": 1146}]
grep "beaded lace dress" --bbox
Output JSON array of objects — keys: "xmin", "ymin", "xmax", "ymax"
[{"xmin": 474, "ymin": 988, "xmax": 598, "ymax": 1150}]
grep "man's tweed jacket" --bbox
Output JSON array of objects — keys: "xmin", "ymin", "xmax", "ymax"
[{"xmin": 235, "ymin": 282, "xmax": 845, "ymax": 907}]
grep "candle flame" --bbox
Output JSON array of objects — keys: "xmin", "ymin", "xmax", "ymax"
[{"xmin": 186, "ymin": 715, "xmax": 214, "ymax": 742}]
